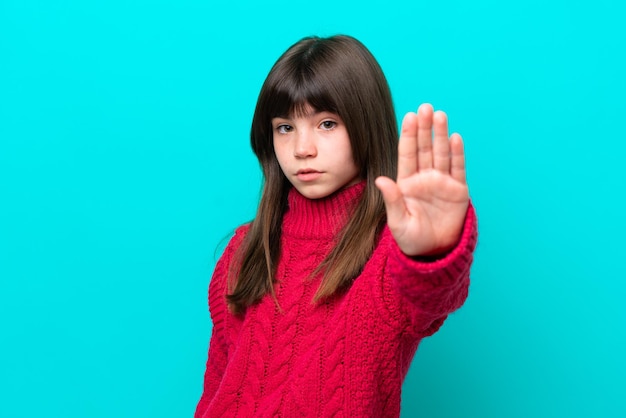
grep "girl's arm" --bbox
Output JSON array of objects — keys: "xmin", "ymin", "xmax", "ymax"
[
  {"xmin": 195, "ymin": 227, "xmax": 246, "ymax": 417},
  {"xmin": 384, "ymin": 202, "xmax": 477, "ymax": 336},
  {"xmin": 375, "ymin": 103, "xmax": 476, "ymax": 335}
]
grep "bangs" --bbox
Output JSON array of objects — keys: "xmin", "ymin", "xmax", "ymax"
[{"xmin": 266, "ymin": 70, "xmax": 340, "ymax": 120}]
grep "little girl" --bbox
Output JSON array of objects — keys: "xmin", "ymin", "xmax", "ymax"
[{"xmin": 195, "ymin": 35, "xmax": 477, "ymax": 417}]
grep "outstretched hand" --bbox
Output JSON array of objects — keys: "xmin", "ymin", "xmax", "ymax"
[{"xmin": 375, "ymin": 104, "xmax": 469, "ymax": 257}]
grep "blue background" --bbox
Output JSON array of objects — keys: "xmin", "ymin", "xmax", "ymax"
[{"xmin": 1, "ymin": 0, "xmax": 625, "ymax": 417}]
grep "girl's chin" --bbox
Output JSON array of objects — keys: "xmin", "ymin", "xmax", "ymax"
[{"xmin": 291, "ymin": 180, "xmax": 362, "ymax": 200}]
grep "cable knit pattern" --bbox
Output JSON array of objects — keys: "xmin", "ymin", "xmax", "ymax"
[{"xmin": 196, "ymin": 182, "xmax": 478, "ymax": 417}]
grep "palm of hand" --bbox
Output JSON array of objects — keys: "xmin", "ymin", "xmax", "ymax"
[{"xmin": 375, "ymin": 104, "xmax": 469, "ymax": 257}]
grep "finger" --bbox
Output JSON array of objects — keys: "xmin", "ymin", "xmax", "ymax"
[
  {"xmin": 397, "ymin": 112, "xmax": 418, "ymax": 180},
  {"xmin": 417, "ymin": 103, "xmax": 434, "ymax": 171},
  {"xmin": 432, "ymin": 110, "xmax": 450, "ymax": 173},
  {"xmin": 450, "ymin": 133, "xmax": 467, "ymax": 184},
  {"xmin": 375, "ymin": 176, "xmax": 407, "ymax": 229}
]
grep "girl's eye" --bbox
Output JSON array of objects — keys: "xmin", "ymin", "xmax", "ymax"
[
  {"xmin": 320, "ymin": 120, "xmax": 337, "ymax": 130},
  {"xmin": 276, "ymin": 124, "xmax": 293, "ymax": 134}
]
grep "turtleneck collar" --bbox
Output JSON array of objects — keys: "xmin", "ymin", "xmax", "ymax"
[{"xmin": 282, "ymin": 181, "xmax": 366, "ymax": 239}]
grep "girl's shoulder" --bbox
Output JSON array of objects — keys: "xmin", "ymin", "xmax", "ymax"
[
  {"xmin": 208, "ymin": 223, "xmax": 251, "ymax": 313},
  {"xmin": 235, "ymin": 222, "xmax": 251, "ymax": 236},
  {"xmin": 222, "ymin": 222, "xmax": 251, "ymax": 259}
]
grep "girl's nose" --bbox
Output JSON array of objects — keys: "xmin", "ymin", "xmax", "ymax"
[{"xmin": 294, "ymin": 131, "xmax": 317, "ymax": 158}]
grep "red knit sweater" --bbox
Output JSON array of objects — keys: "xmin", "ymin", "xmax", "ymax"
[{"xmin": 195, "ymin": 182, "xmax": 477, "ymax": 417}]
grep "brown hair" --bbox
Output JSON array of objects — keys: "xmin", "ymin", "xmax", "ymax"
[{"xmin": 226, "ymin": 35, "xmax": 398, "ymax": 313}]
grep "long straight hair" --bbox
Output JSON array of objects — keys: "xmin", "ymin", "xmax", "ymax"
[{"xmin": 226, "ymin": 35, "xmax": 398, "ymax": 314}]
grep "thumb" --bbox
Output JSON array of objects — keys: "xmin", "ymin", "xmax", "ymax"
[{"xmin": 375, "ymin": 176, "xmax": 406, "ymax": 228}]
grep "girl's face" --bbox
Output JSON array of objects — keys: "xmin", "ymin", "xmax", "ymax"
[{"xmin": 272, "ymin": 105, "xmax": 361, "ymax": 199}]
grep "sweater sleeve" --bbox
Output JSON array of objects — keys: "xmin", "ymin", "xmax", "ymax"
[
  {"xmin": 386, "ymin": 202, "xmax": 478, "ymax": 337},
  {"xmin": 194, "ymin": 226, "xmax": 248, "ymax": 418}
]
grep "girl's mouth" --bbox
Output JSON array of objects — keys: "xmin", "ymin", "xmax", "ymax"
[{"xmin": 296, "ymin": 169, "xmax": 322, "ymax": 182}]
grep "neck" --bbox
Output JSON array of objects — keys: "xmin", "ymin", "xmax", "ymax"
[{"xmin": 282, "ymin": 181, "xmax": 366, "ymax": 239}]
